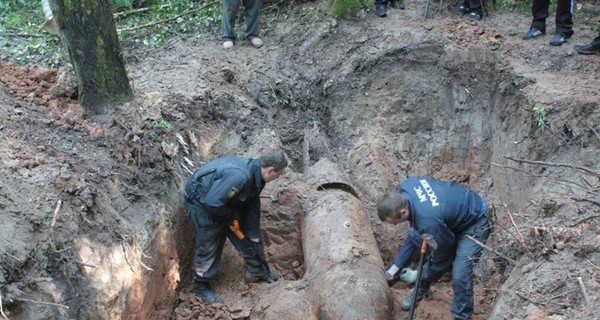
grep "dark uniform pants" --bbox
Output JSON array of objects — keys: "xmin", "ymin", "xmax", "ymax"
[
  {"xmin": 221, "ymin": 0, "xmax": 261, "ymax": 40},
  {"xmin": 530, "ymin": 0, "xmax": 574, "ymax": 37}
]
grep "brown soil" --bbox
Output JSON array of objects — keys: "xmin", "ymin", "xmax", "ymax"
[{"xmin": 1, "ymin": 3, "xmax": 599, "ymax": 320}]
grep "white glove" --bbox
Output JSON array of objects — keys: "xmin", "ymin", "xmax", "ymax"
[{"xmin": 399, "ymin": 268, "xmax": 418, "ymax": 284}]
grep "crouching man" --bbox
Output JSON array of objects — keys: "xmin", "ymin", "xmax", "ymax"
[
  {"xmin": 378, "ymin": 176, "xmax": 491, "ymax": 320},
  {"xmin": 184, "ymin": 149, "xmax": 288, "ymax": 303}
]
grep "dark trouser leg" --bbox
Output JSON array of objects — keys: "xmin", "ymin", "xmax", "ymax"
[
  {"xmin": 531, "ymin": 0, "xmax": 549, "ymax": 31},
  {"xmin": 450, "ymin": 217, "xmax": 491, "ymax": 320},
  {"xmin": 187, "ymin": 202, "xmax": 227, "ymax": 281},
  {"xmin": 221, "ymin": 0, "xmax": 241, "ymax": 40},
  {"xmin": 468, "ymin": 0, "xmax": 482, "ymax": 15},
  {"xmin": 242, "ymin": 0, "xmax": 261, "ymax": 39},
  {"xmin": 555, "ymin": 0, "xmax": 574, "ymax": 38},
  {"xmin": 375, "ymin": 0, "xmax": 389, "ymax": 6}
]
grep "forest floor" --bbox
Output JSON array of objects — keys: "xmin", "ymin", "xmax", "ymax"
[{"xmin": 1, "ymin": 2, "xmax": 599, "ymax": 320}]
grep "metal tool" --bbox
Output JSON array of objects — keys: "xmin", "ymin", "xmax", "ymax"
[
  {"xmin": 408, "ymin": 240, "xmax": 429, "ymax": 320},
  {"xmin": 229, "ymin": 219, "xmax": 273, "ymax": 276}
]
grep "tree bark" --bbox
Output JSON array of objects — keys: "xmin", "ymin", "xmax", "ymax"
[{"xmin": 50, "ymin": 0, "xmax": 133, "ymax": 114}]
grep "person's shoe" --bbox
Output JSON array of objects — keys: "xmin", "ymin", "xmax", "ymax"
[
  {"xmin": 574, "ymin": 38, "xmax": 600, "ymax": 55},
  {"xmin": 392, "ymin": 0, "xmax": 405, "ymax": 9},
  {"xmin": 193, "ymin": 281, "xmax": 224, "ymax": 304},
  {"xmin": 223, "ymin": 40, "xmax": 234, "ymax": 49},
  {"xmin": 375, "ymin": 5, "xmax": 387, "ymax": 17},
  {"xmin": 549, "ymin": 34, "xmax": 566, "ymax": 46},
  {"xmin": 455, "ymin": 4, "xmax": 470, "ymax": 14},
  {"xmin": 400, "ymin": 285, "xmax": 432, "ymax": 311},
  {"xmin": 466, "ymin": 11, "xmax": 482, "ymax": 21},
  {"xmin": 522, "ymin": 27, "xmax": 545, "ymax": 40},
  {"xmin": 244, "ymin": 258, "xmax": 274, "ymax": 283},
  {"xmin": 249, "ymin": 37, "xmax": 263, "ymax": 48}
]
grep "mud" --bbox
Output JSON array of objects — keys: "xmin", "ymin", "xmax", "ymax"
[{"xmin": 1, "ymin": 3, "xmax": 600, "ymax": 320}]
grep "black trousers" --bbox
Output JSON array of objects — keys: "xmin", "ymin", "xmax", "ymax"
[
  {"xmin": 530, "ymin": 0, "xmax": 574, "ymax": 37},
  {"xmin": 461, "ymin": 0, "xmax": 483, "ymax": 15}
]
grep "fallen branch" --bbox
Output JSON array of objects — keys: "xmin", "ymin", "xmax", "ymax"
[
  {"xmin": 548, "ymin": 288, "xmax": 577, "ymax": 301},
  {"xmin": 584, "ymin": 123, "xmax": 600, "ymax": 142},
  {"xmin": 74, "ymin": 261, "xmax": 98, "ymax": 269},
  {"xmin": 113, "ymin": 3, "xmax": 170, "ymax": 18},
  {"xmin": 577, "ymin": 277, "xmax": 591, "ymax": 307},
  {"xmin": 0, "ymin": 32, "xmax": 44, "ymax": 37},
  {"xmin": 491, "ymin": 162, "xmax": 599, "ymax": 196},
  {"xmin": 50, "ymin": 199, "xmax": 62, "ymax": 228},
  {"xmin": 570, "ymin": 214, "xmax": 600, "ymax": 227},
  {"xmin": 505, "ymin": 156, "xmax": 600, "ymax": 178},
  {"xmin": 117, "ymin": 1, "xmax": 219, "ymax": 32},
  {"xmin": 466, "ymin": 235, "xmax": 516, "ymax": 264},
  {"xmin": 0, "ymin": 292, "xmax": 8, "ymax": 320},
  {"xmin": 15, "ymin": 297, "xmax": 69, "ymax": 309},
  {"xmin": 0, "ymin": 247, "xmax": 23, "ymax": 263},
  {"xmin": 569, "ymin": 196, "xmax": 600, "ymax": 207}
]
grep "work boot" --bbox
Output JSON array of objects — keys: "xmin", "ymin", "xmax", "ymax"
[
  {"xmin": 244, "ymin": 258, "xmax": 273, "ymax": 283},
  {"xmin": 391, "ymin": 0, "xmax": 405, "ymax": 9},
  {"xmin": 375, "ymin": 5, "xmax": 387, "ymax": 17},
  {"xmin": 193, "ymin": 281, "xmax": 223, "ymax": 304},
  {"xmin": 400, "ymin": 283, "xmax": 432, "ymax": 311},
  {"xmin": 574, "ymin": 38, "xmax": 600, "ymax": 55},
  {"xmin": 466, "ymin": 11, "xmax": 481, "ymax": 21},
  {"xmin": 455, "ymin": 4, "xmax": 469, "ymax": 14}
]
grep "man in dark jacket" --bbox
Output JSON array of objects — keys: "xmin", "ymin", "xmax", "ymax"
[
  {"xmin": 184, "ymin": 149, "xmax": 288, "ymax": 304},
  {"xmin": 378, "ymin": 177, "xmax": 491, "ymax": 320}
]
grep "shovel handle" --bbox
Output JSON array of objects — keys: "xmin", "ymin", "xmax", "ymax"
[
  {"xmin": 229, "ymin": 220, "xmax": 245, "ymax": 240},
  {"xmin": 420, "ymin": 240, "xmax": 428, "ymax": 254}
]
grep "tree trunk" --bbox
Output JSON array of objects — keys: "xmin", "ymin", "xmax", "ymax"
[{"xmin": 50, "ymin": 0, "xmax": 132, "ymax": 114}]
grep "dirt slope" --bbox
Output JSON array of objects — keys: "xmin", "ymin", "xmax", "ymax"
[{"xmin": 1, "ymin": 3, "xmax": 599, "ymax": 320}]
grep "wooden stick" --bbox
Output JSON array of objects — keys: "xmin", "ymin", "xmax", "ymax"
[
  {"xmin": 50, "ymin": 199, "xmax": 62, "ymax": 227},
  {"xmin": 466, "ymin": 235, "xmax": 516, "ymax": 264},
  {"xmin": 569, "ymin": 196, "xmax": 600, "ymax": 207},
  {"xmin": 506, "ymin": 208, "xmax": 527, "ymax": 248},
  {"xmin": 0, "ymin": 292, "xmax": 8, "ymax": 320},
  {"xmin": 571, "ymin": 214, "xmax": 600, "ymax": 227},
  {"xmin": 548, "ymin": 288, "xmax": 577, "ymax": 301},
  {"xmin": 113, "ymin": 4, "xmax": 170, "ymax": 18},
  {"xmin": 577, "ymin": 277, "xmax": 591, "ymax": 307},
  {"xmin": 0, "ymin": 247, "xmax": 23, "ymax": 263},
  {"xmin": 15, "ymin": 297, "xmax": 69, "ymax": 309},
  {"xmin": 505, "ymin": 156, "xmax": 600, "ymax": 178},
  {"xmin": 117, "ymin": 1, "xmax": 219, "ymax": 32}
]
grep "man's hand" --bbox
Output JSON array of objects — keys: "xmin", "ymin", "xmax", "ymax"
[{"xmin": 399, "ymin": 268, "xmax": 418, "ymax": 284}]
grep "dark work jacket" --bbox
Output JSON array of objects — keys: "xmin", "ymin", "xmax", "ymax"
[
  {"xmin": 396, "ymin": 176, "xmax": 485, "ymax": 253},
  {"xmin": 184, "ymin": 156, "xmax": 264, "ymax": 234}
]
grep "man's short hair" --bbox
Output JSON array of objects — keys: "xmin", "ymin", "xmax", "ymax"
[
  {"xmin": 377, "ymin": 192, "xmax": 407, "ymax": 221},
  {"xmin": 260, "ymin": 149, "xmax": 288, "ymax": 171}
]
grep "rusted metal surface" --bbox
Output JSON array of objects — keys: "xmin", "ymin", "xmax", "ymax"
[{"xmin": 301, "ymin": 159, "xmax": 391, "ymax": 319}]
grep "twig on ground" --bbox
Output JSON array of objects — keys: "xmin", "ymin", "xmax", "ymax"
[
  {"xmin": 0, "ymin": 32, "xmax": 43, "ymax": 37},
  {"xmin": 15, "ymin": 298, "xmax": 68, "ymax": 309},
  {"xmin": 584, "ymin": 123, "xmax": 600, "ymax": 142},
  {"xmin": 0, "ymin": 292, "xmax": 9, "ymax": 320},
  {"xmin": 548, "ymin": 288, "xmax": 577, "ymax": 301},
  {"xmin": 571, "ymin": 214, "xmax": 600, "ymax": 227},
  {"xmin": 587, "ymin": 260, "xmax": 600, "ymax": 270},
  {"xmin": 504, "ymin": 156, "xmax": 600, "ymax": 178},
  {"xmin": 491, "ymin": 163, "xmax": 599, "ymax": 196},
  {"xmin": 577, "ymin": 277, "xmax": 591, "ymax": 307},
  {"xmin": 50, "ymin": 199, "xmax": 62, "ymax": 227},
  {"xmin": 117, "ymin": 1, "xmax": 219, "ymax": 32},
  {"xmin": 74, "ymin": 261, "xmax": 98, "ymax": 269},
  {"xmin": 505, "ymin": 207, "xmax": 529, "ymax": 251},
  {"xmin": 113, "ymin": 3, "xmax": 170, "ymax": 18},
  {"xmin": 569, "ymin": 196, "xmax": 600, "ymax": 207},
  {"xmin": 466, "ymin": 235, "xmax": 516, "ymax": 264},
  {"xmin": 0, "ymin": 247, "xmax": 23, "ymax": 263}
]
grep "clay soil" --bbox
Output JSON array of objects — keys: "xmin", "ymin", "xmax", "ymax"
[{"xmin": 1, "ymin": 3, "xmax": 599, "ymax": 320}]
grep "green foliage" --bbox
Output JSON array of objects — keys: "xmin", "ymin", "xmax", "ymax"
[
  {"xmin": 154, "ymin": 119, "xmax": 172, "ymax": 132},
  {"xmin": 494, "ymin": 0, "xmax": 533, "ymax": 14},
  {"xmin": 533, "ymin": 106, "xmax": 547, "ymax": 132},
  {"xmin": 328, "ymin": 0, "xmax": 363, "ymax": 18},
  {"xmin": 264, "ymin": 79, "xmax": 305, "ymax": 110}
]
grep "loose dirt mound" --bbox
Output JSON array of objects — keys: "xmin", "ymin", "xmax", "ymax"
[{"xmin": 1, "ymin": 3, "xmax": 600, "ymax": 320}]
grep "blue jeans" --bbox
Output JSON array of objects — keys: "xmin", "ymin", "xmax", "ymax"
[
  {"xmin": 421, "ymin": 216, "xmax": 491, "ymax": 320},
  {"xmin": 221, "ymin": 0, "xmax": 261, "ymax": 40}
]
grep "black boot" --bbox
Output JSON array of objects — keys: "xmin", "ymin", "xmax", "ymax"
[
  {"xmin": 375, "ymin": 4, "xmax": 387, "ymax": 17},
  {"xmin": 244, "ymin": 258, "xmax": 278, "ymax": 283},
  {"xmin": 392, "ymin": 0, "xmax": 405, "ymax": 9},
  {"xmin": 193, "ymin": 281, "xmax": 223, "ymax": 304},
  {"xmin": 575, "ymin": 37, "xmax": 600, "ymax": 55}
]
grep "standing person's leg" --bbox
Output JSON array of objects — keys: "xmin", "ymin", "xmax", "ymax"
[
  {"xmin": 524, "ymin": 0, "xmax": 549, "ymax": 38},
  {"xmin": 242, "ymin": 0, "xmax": 261, "ymax": 43},
  {"xmin": 555, "ymin": 0, "xmax": 574, "ymax": 38},
  {"xmin": 450, "ymin": 217, "xmax": 490, "ymax": 320},
  {"xmin": 187, "ymin": 203, "xmax": 228, "ymax": 303},
  {"xmin": 221, "ymin": 0, "xmax": 241, "ymax": 44},
  {"xmin": 375, "ymin": 0, "xmax": 388, "ymax": 17}
]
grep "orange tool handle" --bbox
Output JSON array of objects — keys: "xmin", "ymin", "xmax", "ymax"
[
  {"xmin": 420, "ymin": 240, "xmax": 428, "ymax": 254},
  {"xmin": 229, "ymin": 220, "xmax": 245, "ymax": 240}
]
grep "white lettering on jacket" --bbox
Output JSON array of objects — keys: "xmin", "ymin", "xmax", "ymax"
[{"xmin": 416, "ymin": 179, "xmax": 439, "ymax": 207}]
